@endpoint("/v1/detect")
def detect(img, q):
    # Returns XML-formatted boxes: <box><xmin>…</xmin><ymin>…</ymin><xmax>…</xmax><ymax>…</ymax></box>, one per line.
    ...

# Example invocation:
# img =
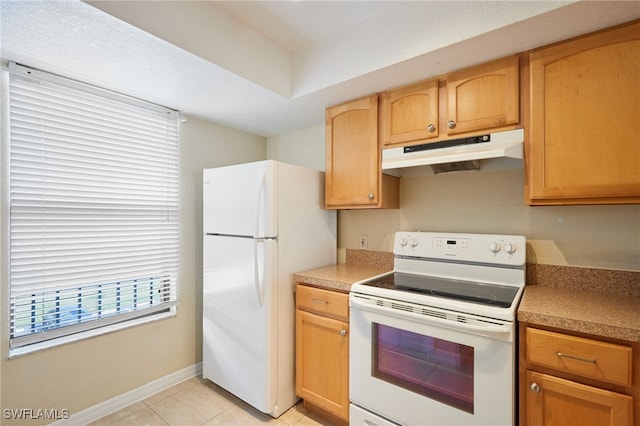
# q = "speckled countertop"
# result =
<box><xmin>293</xmin><ymin>263</ymin><xmax>392</xmax><ymax>293</ymax></box>
<box><xmin>518</xmin><ymin>264</ymin><xmax>640</xmax><ymax>343</ymax></box>
<box><xmin>293</xmin><ymin>249</ymin><xmax>393</xmax><ymax>293</ymax></box>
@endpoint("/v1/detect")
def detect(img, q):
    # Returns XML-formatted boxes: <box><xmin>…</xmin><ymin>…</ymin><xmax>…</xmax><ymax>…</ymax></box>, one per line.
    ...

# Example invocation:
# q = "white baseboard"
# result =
<box><xmin>51</xmin><ymin>362</ymin><xmax>202</xmax><ymax>426</ymax></box>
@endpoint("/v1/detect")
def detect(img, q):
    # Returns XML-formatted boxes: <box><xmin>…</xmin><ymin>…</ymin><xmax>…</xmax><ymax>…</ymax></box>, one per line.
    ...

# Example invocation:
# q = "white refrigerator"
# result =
<box><xmin>202</xmin><ymin>160</ymin><xmax>336</xmax><ymax>417</ymax></box>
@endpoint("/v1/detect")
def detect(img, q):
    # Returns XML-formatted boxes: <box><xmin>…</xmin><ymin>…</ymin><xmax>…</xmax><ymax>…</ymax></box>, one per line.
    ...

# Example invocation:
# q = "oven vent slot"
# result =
<box><xmin>391</xmin><ymin>302</ymin><xmax>413</xmax><ymax>313</ymax></box>
<box><xmin>420</xmin><ymin>309</ymin><xmax>468</xmax><ymax>324</ymax></box>
<box><xmin>420</xmin><ymin>308</ymin><xmax>446</xmax><ymax>320</ymax></box>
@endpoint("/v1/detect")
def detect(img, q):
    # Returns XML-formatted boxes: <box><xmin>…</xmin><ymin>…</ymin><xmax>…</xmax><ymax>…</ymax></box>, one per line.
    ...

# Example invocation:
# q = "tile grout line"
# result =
<box><xmin>143</xmin><ymin>400</ymin><xmax>170</xmax><ymax>426</ymax></box>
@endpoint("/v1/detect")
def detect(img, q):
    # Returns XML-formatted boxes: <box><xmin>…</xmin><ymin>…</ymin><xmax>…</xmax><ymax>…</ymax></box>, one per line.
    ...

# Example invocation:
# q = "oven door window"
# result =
<box><xmin>372</xmin><ymin>323</ymin><xmax>474</xmax><ymax>414</ymax></box>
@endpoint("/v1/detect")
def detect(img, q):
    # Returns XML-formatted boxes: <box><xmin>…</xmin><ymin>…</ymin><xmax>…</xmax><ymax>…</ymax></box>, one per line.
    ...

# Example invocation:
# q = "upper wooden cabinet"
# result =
<box><xmin>325</xmin><ymin>95</ymin><xmax>399</xmax><ymax>209</ymax></box>
<box><xmin>382</xmin><ymin>79</ymin><xmax>439</xmax><ymax>145</ymax></box>
<box><xmin>445</xmin><ymin>55</ymin><xmax>519</xmax><ymax>135</ymax></box>
<box><xmin>526</xmin><ymin>21</ymin><xmax>640</xmax><ymax>205</ymax></box>
<box><xmin>381</xmin><ymin>55</ymin><xmax>519</xmax><ymax>147</ymax></box>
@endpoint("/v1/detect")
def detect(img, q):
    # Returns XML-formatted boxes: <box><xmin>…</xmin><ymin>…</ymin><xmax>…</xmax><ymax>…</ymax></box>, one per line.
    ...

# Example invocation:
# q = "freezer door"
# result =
<box><xmin>202</xmin><ymin>234</ymin><xmax>278</xmax><ymax>414</ymax></box>
<box><xmin>203</xmin><ymin>160</ymin><xmax>277</xmax><ymax>238</ymax></box>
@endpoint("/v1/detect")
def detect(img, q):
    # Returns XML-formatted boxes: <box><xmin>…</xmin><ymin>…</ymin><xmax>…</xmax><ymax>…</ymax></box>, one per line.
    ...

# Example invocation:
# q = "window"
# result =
<box><xmin>7</xmin><ymin>63</ymin><xmax>179</xmax><ymax>351</ymax></box>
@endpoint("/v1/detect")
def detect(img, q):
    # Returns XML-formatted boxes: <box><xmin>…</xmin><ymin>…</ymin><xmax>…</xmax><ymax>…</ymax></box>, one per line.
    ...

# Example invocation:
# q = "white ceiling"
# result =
<box><xmin>215</xmin><ymin>1</ymin><xmax>399</xmax><ymax>53</ymax></box>
<box><xmin>2</xmin><ymin>1</ymin><xmax>640</xmax><ymax>137</ymax></box>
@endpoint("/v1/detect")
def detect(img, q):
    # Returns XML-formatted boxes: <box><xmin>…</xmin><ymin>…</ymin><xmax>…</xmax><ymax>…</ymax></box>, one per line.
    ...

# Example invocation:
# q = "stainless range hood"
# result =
<box><xmin>382</xmin><ymin>129</ymin><xmax>524</xmax><ymax>173</ymax></box>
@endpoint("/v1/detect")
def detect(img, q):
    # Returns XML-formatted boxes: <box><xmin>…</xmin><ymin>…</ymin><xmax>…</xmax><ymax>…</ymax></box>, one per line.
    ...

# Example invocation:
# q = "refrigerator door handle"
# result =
<box><xmin>254</xmin><ymin>171</ymin><xmax>265</xmax><ymax>238</ymax></box>
<box><xmin>253</xmin><ymin>238</ymin><xmax>264</xmax><ymax>306</ymax></box>
<box><xmin>252</xmin><ymin>171</ymin><xmax>266</xmax><ymax>306</ymax></box>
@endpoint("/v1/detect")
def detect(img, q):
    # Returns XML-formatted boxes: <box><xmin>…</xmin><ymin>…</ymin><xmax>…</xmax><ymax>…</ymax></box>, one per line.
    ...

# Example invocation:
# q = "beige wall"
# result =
<box><xmin>339</xmin><ymin>166</ymin><xmax>640</xmax><ymax>271</ymax></box>
<box><xmin>266</xmin><ymin>124</ymin><xmax>326</xmax><ymax>171</ymax></box>
<box><xmin>0</xmin><ymin>115</ymin><xmax>266</xmax><ymax>423</ymax></box>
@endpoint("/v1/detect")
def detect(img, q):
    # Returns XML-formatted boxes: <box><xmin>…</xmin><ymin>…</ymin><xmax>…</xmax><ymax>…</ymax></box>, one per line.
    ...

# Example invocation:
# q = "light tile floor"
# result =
<box><xmin>90</xmin><ymin>376</ymin><xmax>337</xmax><ymax>426</ymax></box>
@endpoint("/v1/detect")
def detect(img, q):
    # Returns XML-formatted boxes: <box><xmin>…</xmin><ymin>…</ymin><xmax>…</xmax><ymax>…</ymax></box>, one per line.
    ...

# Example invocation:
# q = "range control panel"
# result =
<box><xmin>394</xmin><ymin>231</ymin><xmax>526</xmax><ymax>266</ymax></box>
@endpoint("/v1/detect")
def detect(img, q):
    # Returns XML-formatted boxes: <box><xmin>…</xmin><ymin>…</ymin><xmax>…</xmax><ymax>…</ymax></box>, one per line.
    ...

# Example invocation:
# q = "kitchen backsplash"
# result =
<box><xmin>344</xmin><ymin>249</ymin><xmax>394</xmax><ymax>269</ymax></box>
<box><xmin>527</xmin><ymin>263</ymin><xmax>640</xmax><ymax>297</ymax></box>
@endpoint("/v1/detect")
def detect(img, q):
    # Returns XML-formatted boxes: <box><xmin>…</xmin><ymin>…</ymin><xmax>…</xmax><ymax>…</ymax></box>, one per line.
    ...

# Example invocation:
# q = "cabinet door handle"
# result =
<box><xmin>530</xmin><ymin>382</ymin><xmax>540</xmax><ymax>393</ymax></box>
<box><xmin>427</xmin><ymin>124</ymin><xmax>436</xmax><ymax>132</ymax></box>
<box><xmin>556</xmin><ymin>351</ymin><xmax>596</xmax><ymax>364</ymax></box>
<box><xmin>311</xmin><ymin>298</ymin><xmax>328</xmax><ymax>305</ymax></box>
<box><xmin>340</xmin><ymin>329</ymin><xmax>347</xmax><ymax>336</ymax></box>
<box><xmin>447</xmin><ymin>120</ymin><xmax>456</xmax><ymax>129</ymax></box>
<box><xmin>368</xmin><ymin>192</ymin><xmax>375</xmax><ymax>200</ymax></box>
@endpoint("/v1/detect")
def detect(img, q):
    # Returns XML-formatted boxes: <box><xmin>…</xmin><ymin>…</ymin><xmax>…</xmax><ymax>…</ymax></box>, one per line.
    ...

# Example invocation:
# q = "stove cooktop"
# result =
<box><xmin>360</xmin><ymin>272</ymin><xmax>520</xmax><ymax>308</ymax></box>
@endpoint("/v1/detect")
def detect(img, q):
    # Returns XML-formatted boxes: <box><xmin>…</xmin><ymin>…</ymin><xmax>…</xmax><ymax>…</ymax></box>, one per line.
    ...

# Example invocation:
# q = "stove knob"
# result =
<box><xmin>399</xmin><ymin>237</ymin><xmax>408</xmax><ymax>247</ymax></box>
<box><xmin>504</xmin><ymin>242</ymin><xmax>517</xmax><ymax>255</ymax></box>
<box><xmin>489</xmin><ymin>241</ymin><xmax>502</xmax><ymax>254</ymax></box>
<box><xmin>409</xmin><ymin>237</ymin><xmax>419</xmax><ymax>248</ymax></box>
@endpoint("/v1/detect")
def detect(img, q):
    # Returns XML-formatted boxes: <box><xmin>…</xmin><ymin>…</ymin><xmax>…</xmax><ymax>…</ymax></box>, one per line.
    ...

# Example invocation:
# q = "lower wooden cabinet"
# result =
<box><xmin>520</xmin><ymin>324</ymin><xmax>637</xmax><ymax>426</ymax></box>
<box><xmin>295</xmin><ymin>284</ymin><xmax>349</xmax><ymax>422</ymax></box>
<box><xmin>525</xmin><ymin>371</ymin><xmax>632</xmax><ymax>426</ymax></box>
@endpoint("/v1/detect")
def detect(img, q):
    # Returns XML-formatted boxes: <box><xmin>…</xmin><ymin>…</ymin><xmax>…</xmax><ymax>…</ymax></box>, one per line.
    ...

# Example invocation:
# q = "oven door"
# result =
<box><xmin>349</xmin><ymin>293</ymin><xmax>515</xmax><ymax>426</ymax></box>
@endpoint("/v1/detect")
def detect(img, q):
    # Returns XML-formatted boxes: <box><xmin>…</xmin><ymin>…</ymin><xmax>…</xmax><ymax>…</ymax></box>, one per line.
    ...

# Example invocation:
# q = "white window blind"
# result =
<box><xmin>8</xmin><ymin>63</ymin><xmax>179</xmax><ymax>349</ymax></box>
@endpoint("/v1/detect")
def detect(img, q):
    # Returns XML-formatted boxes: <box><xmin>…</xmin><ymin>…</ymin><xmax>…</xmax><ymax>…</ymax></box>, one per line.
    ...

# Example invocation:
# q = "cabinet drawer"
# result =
<box><xmin>526</xmin><ymin>328</ymin><xmax>632</xmax><ymax>387</ymax></box>
<box><xmin>296</xmin><ymin>285</ymin><xmax>348</xmax><ymax>321</ymax></box>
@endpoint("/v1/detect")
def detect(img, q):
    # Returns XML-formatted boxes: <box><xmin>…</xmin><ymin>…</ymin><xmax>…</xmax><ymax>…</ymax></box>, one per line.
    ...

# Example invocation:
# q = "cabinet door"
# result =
<box><xmin>382</xmin><ymin>79</ymin><xmax>439</xmax><ymax>146</ymax></box>
<box><xmin>445</xmin><ymin>55</ymin><xmax>519</xmax><ymax>135</ymax></box>
<box><xmin>325</xmin><ymin>95</ymin><xmax>380</xmax><ymax>208</ymax></box>
<box><xmin>528</xmin><ymin>22</ymin><xmax>640</xmax><ymax>204</ymax></box>
<box><xmin>525</xmin><ymin>371</ymin><xmax>632</xmax><ymax>426</ymax></box>
<box><xmin>296</xmin><ymin>309</ymin><xmax>349</xmax><ymax>421</ymax></box>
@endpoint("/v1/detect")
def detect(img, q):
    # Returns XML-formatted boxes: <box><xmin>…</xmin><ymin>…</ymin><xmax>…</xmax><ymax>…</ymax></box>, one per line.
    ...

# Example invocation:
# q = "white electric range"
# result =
<box><xmin>349</xmin><ymin>231</ymin><xmax>526</xmax><ymax>425</ymax></box>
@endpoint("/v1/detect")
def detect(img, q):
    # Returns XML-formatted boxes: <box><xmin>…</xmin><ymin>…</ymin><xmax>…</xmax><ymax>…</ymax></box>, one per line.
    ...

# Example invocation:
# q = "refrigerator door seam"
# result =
<box><xmin>203</xmin><ymin>233</ymin><xmax>277</xmax><ymax>241</ymax></box>
<box><xmin>203</xmin><ymin>233</ymin><xmax>253</xmax><ymax>238</ymax></box>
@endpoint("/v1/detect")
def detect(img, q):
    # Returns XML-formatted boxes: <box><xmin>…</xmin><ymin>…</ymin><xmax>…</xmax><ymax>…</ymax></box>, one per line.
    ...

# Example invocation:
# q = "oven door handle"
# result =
<box><xmin>350</xmin><ymin>296</ymin><xmax>512</xmax><ymax>337</ymax></box>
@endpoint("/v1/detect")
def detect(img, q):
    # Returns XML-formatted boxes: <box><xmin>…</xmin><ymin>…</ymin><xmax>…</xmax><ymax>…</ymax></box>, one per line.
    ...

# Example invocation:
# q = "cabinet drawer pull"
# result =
<box><xmin>311</xmin><ymin>298</ymin><xmax>328</xmax><ymax>305</ymax></box>
<box><xmin>556</xmin><ymin>351</ymin><xmax>596</xmax><ymax>364</ymax></box>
